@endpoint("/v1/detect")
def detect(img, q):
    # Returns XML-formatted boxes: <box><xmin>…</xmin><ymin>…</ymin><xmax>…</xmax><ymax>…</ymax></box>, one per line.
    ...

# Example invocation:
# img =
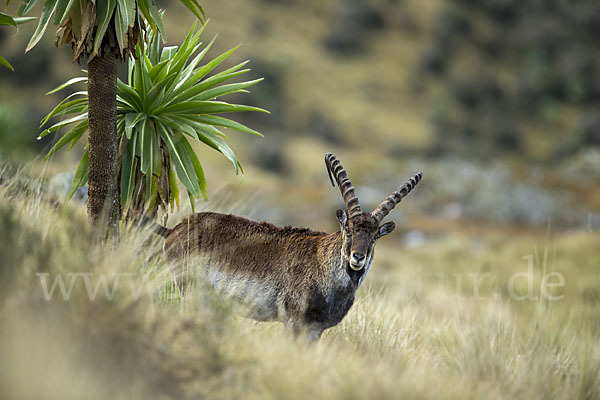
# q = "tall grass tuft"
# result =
<box><xmin>0</xmin><ymin>169</ymin><xmax>598</xmax><ymax>399</ymax></box>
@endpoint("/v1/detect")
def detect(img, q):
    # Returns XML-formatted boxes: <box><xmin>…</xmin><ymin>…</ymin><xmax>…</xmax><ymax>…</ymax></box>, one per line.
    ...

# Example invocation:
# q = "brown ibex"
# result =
<box><xmin>156</xmin><ymin>153</ymin><xmax>422</xmax><ymax>342</ymax></box>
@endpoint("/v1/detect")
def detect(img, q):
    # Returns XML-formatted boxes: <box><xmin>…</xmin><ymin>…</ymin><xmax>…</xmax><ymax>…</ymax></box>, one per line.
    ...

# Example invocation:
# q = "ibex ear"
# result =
<box><xmin>336</xmin><ymin>209</ymin><xmax>348</xmax><ymax>228</ymax></box>
<box><xmin>379</xmin><ymin>221</ymin><xmax>395</xmax><ymax>237</ymax></box>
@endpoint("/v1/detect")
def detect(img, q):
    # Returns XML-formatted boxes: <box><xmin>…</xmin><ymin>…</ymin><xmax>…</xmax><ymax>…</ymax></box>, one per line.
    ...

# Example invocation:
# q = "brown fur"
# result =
<box><xmin>163</xmin><ymin>212</ymin><xmax>362</xmax><ymax>342</ymax></box>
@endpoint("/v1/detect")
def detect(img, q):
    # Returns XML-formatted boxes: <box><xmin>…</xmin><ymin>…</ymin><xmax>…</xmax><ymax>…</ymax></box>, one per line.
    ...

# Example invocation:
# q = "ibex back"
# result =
<box><xmin>159</xmin><ymin>153</ymin><xmax>422</xmax><ymax>342</ymax></box>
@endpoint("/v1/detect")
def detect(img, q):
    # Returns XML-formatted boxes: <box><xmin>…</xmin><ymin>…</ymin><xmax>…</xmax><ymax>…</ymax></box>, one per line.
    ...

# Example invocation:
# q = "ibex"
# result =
<box><xmin>156</xmin><ymin>153</ymin><xmax>422</xmax><ymax>342</ymax></box>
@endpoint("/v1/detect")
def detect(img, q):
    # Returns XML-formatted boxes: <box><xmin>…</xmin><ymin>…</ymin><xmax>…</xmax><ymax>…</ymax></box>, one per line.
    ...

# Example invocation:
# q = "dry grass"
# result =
<box><xmin>0</xmin><ymin>170</ymin><xmax>598</xmax><ymax>399</ymax></box>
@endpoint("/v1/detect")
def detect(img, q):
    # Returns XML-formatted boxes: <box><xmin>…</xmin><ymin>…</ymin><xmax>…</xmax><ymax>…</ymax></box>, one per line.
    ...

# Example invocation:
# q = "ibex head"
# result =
<box><xmin>325</xmin><ymin>153</ymin><xmax>422</xmax><ymax>274</ymax></box>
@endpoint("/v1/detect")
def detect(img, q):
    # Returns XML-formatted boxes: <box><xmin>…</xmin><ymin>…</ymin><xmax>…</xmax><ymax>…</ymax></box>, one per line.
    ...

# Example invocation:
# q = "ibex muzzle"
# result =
<box><xmin>158</xmin><ymin>153</ymin><xmax>422</xmax><ymax>343</ymax></box>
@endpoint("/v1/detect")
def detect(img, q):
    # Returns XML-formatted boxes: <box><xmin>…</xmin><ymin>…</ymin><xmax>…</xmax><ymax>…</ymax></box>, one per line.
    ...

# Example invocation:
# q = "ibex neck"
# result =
<box><xmin>323</xmin><ymin>230</ymin><xmax>371</xmax><ymax>289</ymax></box>
<box><xmin>319</xmin><ymin>231</ymin><xmax>353</xmax><ymax>287</ymax></box>
<box><xmin>321</xmin><ymin>231</ymin><xmax>343</xmax><ymax>260</ymax></box>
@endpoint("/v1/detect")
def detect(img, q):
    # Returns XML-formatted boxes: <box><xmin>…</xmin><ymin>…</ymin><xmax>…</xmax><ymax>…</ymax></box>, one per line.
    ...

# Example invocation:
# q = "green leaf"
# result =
<box><xmin>195</xmin><ymin>78</ymin><xmax>263</xmax><ymax>101</ymax></box>
<box><xmin>137</xmin><ymin>0</ymin><xmax>156</xmax><ymax>35</ymax></box>
<box><xmin>132</xmin><ymin>51</ymin><xmax>150</xmax><ymax>97</ymax></box>
<box><xmin>50</xmin><ymin>101</ymin><xmax>87</xmax><ymax>119</ymax></box>
<box><xmin>13</xmin><ymin>16</ymin><xmax>38</xmax><ymax>25</ymax></box>
<box><xmin>158</xmin><ymin>100</ymin><xmax>268</xmax><ymax>115</ymax></box>
<box><xmin>162</xmin><ymin>47</ymin><xmax>203</xmax><ymax>97</ymax></box>
<box><xmin>142</xmin><ymin>73</ymin><xmax>175</xmax><ymax>112</ymax></box>
<box><xmin>146</xmin><ymin>1</ymin><xmax>165</xmax><ymax>39</ymax></box>
<box><xmin>174</xmin><ymin>21</ymin><xmax>197</xmax><ymax>60</ymax></box>
<box><xmin>116</xmin><ymin>0</ymin><xmax>135</xmax><ymax>27</ymax></box>
<box><xmin>170</xmin><ymin>28</ymin><xmax>203</xmax><ymax>73</ymax></box>
<box><xmin>41</xmin><ymin>91</ymin><xmax>87</xmax><ymax>126</ymax></box>
<box><xmin>120</xmin><ymin>134</ymin><xmax>137</xmax><ymax>208</ymax></box>
<box><xmin>116</xmin><ymin>117</ymin><xmax>125</xmax><ymax>137</ymax></box>
<box><xmin>185</xmin><ymin>120</ymin><xmax>226</xmax><ymax>140</ymax></box>
<box><xmin>159</xmin><ymin>115</ymin><xmax>200</xmax><ymax>141</ymax></box>
<box><xmin>195</xmin><ymin>114</ymin><xmax>264</xmax><ymax>137</ymax></box>
<box><xmin>18</xmin><ymin>0</ymin><xmax>40</xmax><ymax>16</ymax></box>
<box><xmin>67</xmin><ymin>149</ymin><xmax>88</xmax><ymax>200</ymax></box>
<box><xmin>143</xmin><ymin>54</ymin><xmax>153</xmax><ymax>72</ymax></box>
<box><xmin>188</xmin><ymin>190</ymin><xmax>197</xmax><ymax>212</ymax></box>
<box><xmin>124</xmin><ymin>112</ymin><xmax>145</xmax><ymax>139</ymax></box>
<box><xmin>46</xmin><ymin>76</ymin><xmax>87</xmax><ymax>95</ymax></box>
<box><xmin>148</xmin><ymin>59</ymin><xmax>170</xmax><ymax>82</ymax></box>
<box><xmin>211</xmin><ymin>60</ymin><xmax>252</xmax><ymax>80</ymax></box>
<box><xmin>168</xmin><ymin>166</ymin><xmax>179</xmax><ymax>209</ymax></box>
<box><xmin>128</xmin><ymin>53</ymin><xmax>135</xmax><ymax>84</ymax></box>
<box><xmin>44</xmin><ymin>121</ymin><xmax>87</xmax><ymax>159</ymax></box>
<box><xmin>139</xmin><ymin>117</ymin><xmax>153</xmax><ymax>174</ymax></box>
<box><xmin>39</xmin><ymin>112</ymin><xmax>88</xmax><ymax>138</ymax></box>
<box><xmin>68</xmin><ymin>121</ymin><xmax>87</xmax><ymax>149</ymax></box>
<box><xmin>185</xmin><ymin>45</ymin><xmax>239</xmax><ymax>89</ymax></box>
<box><xmin>117</xmin><ymin>100</ymin><xmax>136</xmax><ymax>114</ymax></box>
<box><xmin>114</xmin><ymin>5</ymin><xmax>126</xmax><ymax>52</ymax></box>
<box><xmin>148</xmin><ymin>30</ymin><xmax>161</xmax><ymax>64</ymax></box>
<box><xmin>139</xmin><ymin>118</ymin><xmax>160</xmax><ymax>177</ymax></box>
<box><xmin>0</xmin><ymin>54</ymin><xmax>14</xmax><ymax>71</ymax></box>
<box><xmin>54</xmin><ymin>0</ymin><xmax>76</xmax><ymax>26</ymax></box>
<box><xmin>144</xmin><ymin>166</ymin><xmax>156</xmax><ymax>207</ymax></box>
<box><xmin>68</xmin><ymin>0</ymin><xmax>82</xmax><ymax>37</ymax></box>
<box><xmin>168</xmin><ymin>68</ymin><xmax>249</xmax><ymax>105</ymax></box>
<box><xmin>177</xmin><ymin>0</ymin><xmax>205</xmax><ymax>22</ymax></box>
<box><xmin>93</xmin><ymin>0</ymin><xmax>116</xmax><ymax>56</ymax></box>
<box><xmin>188</xmin><ymin>119</ymin><xmax>227</xmax><ymax>138</ymax></box>
<box><xmin>179</xmin><ymin>135</ymin><xmax>207</xmax><ymax>200</ymax></box>
<box><xmin>0</xmin><ymin>12</ymin><xmax>17</xmax><ymax>27</ymax></box>
<box><xmin>151</xmin><ymin>134</ymin><xmax>161</xmax><ymax>175</ymax></box>
<box><xmin>26</xmin><ymin>0</ymin><xmax>60</xmax><ymax>52</ymax></box>
<box><xmin>160</xmin><ymin>46</ymin><xmax>178</xmax><ymax>62</ymax></box>
<box><xmin>141</xmin><ymin>61</ymin><xmax>153</xmax><ymax>101</ymax></box>
<box><xmin>169</xmin><ymin>45</ymin><xmax>207</xmax><ymax>92</ymax></box>
<box><xmin>117</xmin><ymin>79</ymin><xmax>143</xmax><ymax>110</ymax></box>
<box><xmin>195</xmin><ymin>128</ymin><xmax>241</xmax><ymax>174</ymax></box>
<box><xmin>157</xmin><ymin>124</ymin><xmax>200</xmax><ymax>197</ymax></box>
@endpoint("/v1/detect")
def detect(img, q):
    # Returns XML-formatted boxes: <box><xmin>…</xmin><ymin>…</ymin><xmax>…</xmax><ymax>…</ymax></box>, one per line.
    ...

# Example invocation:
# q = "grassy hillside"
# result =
<box><xmin>1</xmin><ymin>169</ymin><xmax>598</xmax><ymax>399</ymax></box>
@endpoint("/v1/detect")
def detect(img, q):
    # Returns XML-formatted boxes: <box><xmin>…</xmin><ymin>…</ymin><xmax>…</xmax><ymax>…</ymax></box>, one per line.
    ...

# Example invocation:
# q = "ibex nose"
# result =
<box><xmin>352</xmin><ymin>253</ymin><xmax>365</xmax><ymax>262</ymax></box>
<box><xmin>352</xmin><ymin>252</ymin><xmax>365</xmax><ymax>263</ymax></box>
<box><xmin>350</xmin><ymin>252</ymin><xmax>366</xmax><ymax>270</ymax></box>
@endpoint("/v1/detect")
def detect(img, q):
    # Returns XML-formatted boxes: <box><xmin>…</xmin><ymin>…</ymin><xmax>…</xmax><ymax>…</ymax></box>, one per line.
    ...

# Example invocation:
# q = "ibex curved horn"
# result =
<box><xmin>371</xmin><ymin>172</ymin><xmax>422</xmax><ymax>222</ymax></box>
<box><xmin>325</xmin><ymin>153</ymin><xmax>362</xmax><ymax>218</ymax></box>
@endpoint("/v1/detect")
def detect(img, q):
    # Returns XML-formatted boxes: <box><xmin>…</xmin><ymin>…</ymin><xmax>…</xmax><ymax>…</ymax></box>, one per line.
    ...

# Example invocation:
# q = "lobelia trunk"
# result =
<box><xmin>87</xmin><ymin>50</ymin><xmax>120</xmax><ymax>237</ymax></box>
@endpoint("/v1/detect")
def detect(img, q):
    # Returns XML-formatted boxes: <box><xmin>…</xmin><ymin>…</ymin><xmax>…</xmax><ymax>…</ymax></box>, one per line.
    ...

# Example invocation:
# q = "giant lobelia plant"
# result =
<box><xmin>40</xmin><ymin>24</ymin><xmax>267</xmax><ymax>218</ymax></box>
<box><xmin>19</xmin><ymin>0</ymin><xmax>205</xmax><ymax>235</ymax></box>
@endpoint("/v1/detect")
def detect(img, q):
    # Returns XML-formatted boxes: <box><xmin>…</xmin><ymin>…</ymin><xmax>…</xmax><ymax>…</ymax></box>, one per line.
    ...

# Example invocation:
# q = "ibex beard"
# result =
<box><xmin>158</xmin><ymin>153</ymin><xmax>422</xmax><ymax>343</ymax></box>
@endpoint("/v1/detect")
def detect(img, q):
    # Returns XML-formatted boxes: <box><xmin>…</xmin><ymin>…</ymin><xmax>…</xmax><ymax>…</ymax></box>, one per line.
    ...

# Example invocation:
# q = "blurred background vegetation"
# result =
<box><xmin>1</xmin><ymin>0</ymin><xmax>599</xmax><ymax>234</ymax></box>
